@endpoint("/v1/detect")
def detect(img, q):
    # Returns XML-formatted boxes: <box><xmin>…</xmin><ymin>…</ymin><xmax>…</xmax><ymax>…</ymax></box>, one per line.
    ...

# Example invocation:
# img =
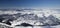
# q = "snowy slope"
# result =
<box><xmin>0</xmin><ymin>9</ymin><xmax>60</xmax><ymax>28</ymax></box>
<box><xmin>10</xmin><ymin>9</ymin><xmax>60</xmax><ymax>27</ymax></box>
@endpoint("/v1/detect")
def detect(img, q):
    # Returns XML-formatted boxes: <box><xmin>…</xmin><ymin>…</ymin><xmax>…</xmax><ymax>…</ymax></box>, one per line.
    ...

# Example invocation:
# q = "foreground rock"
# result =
<box><xmin>0</xmin><ymin>23</ymin><xmax>13</xmax><ymax>28</ymax></box>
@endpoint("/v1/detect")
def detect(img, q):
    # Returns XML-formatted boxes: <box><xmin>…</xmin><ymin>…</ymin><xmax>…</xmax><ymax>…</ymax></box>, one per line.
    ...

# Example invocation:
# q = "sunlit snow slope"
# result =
<box><xmin>0</xmin><ymin>9</ymin><xmax>60</xmax><ymax>28</ymax></box>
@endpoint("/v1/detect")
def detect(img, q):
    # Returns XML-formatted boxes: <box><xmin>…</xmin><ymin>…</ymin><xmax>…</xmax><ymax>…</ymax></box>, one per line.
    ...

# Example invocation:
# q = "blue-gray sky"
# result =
<box><xmin>0</xmin><ymin>0</ymin><xmax>60</xmax><ymax>9</ymax></box>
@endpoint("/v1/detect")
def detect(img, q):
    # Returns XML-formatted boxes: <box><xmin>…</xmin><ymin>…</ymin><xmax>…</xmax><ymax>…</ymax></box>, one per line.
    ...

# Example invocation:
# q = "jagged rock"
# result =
<box><xmin>16</xmin><ymin>23</ymin><xmax>33</xmax><ymax>27</ymax></box>
<box><xmin>0</xmin><ymin>23</ymin><xmax>13</xmax><ymax>28</ymax></box>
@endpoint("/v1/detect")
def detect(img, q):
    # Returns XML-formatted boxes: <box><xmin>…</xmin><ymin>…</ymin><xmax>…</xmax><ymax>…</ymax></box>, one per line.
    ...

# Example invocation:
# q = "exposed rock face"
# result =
<box><xmin>0</xmin><ymin>23</ymin><xmax>13</xmax><ymax>28</ymax></box>
<box><xmin>16</xmin><ymin>23</ymin><xmax>33</xmax><ymax>27</ymax></box>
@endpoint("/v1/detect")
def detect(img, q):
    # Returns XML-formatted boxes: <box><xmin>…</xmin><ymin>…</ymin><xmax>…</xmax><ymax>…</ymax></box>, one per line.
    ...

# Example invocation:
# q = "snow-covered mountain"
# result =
<box><xmin>0</xmin><ymin>9</ymin><xmax>60</xmax><ymax>28</ymax></box>
<box><xmin>11</xmin><ymin>13</ymin><xmax>60</xmax><ymax>27</ymax></box>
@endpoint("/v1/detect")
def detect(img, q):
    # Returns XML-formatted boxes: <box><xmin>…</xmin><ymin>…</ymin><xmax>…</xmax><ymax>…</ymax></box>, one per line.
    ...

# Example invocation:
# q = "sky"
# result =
<box><xmin>0</xmin><ymin>0</ymin><xmax>60</xmax><ymax>9</ymax></box>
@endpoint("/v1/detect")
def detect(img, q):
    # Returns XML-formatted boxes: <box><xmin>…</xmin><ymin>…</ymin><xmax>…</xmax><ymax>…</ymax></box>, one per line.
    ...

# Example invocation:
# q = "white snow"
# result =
<box><xmin>0</xmin><ymin>9</ymin><xmax>60</xmax><ymax>28</ymax></box>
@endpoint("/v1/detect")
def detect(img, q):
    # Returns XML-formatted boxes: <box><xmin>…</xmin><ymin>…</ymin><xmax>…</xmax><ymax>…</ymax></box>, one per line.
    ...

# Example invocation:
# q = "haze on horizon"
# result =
<box><xmin>0</xmin><ymin>0</ymin><xmax>60</xmax><ymax>9</ymax></box>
